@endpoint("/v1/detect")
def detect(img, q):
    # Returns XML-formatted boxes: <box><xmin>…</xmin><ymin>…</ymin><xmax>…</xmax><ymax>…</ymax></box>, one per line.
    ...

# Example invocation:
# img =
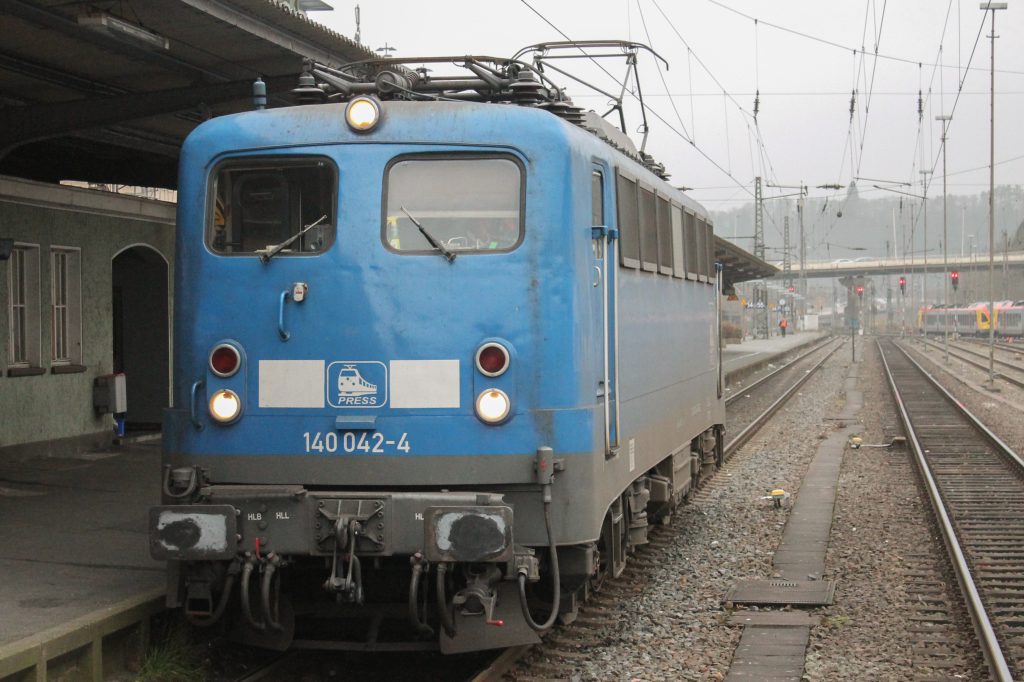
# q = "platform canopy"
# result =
<box><xmin>0</xmin><ymin>0</ymin><xmax>374</xmax><ymax>188</ymax></box>
<box><xmin>715</xmin><ymin>236</ymin><xmax>778</xmax><ymax>294</ymax></box>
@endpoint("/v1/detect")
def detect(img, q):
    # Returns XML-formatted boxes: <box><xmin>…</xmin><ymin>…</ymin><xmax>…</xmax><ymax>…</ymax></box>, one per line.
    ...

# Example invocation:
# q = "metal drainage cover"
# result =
<box><xmin>724</xmin><ymin>579</ymin><xmax>836</xmax><ymax>606</ymax></box>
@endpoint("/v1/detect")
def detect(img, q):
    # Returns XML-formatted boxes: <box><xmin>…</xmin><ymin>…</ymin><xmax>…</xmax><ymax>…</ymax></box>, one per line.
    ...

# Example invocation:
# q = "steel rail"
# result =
<box><xmin>725</xmin><ymin>335</ymin><xmax>838</xmax><ymax>407</ymax></box>
<box><xmin>469</xmin><ymin>645</ymin><xmax>530</xmax><ymax>682</ymax></box>
<box><xmin>962</xmin><ymin>336</ymin><xmax>1024</xmax><ymax>355</ymax></box>
<box><xmin>724</xmin><ymin>338</ymin><xmax>844</xmax><ymax>456</ymax></box>
<box><xmin>938</xmin><ymin>337</ymin><xmax>1024</xmax><ymax>374</ymax></box>
<box><xmin>946</xmin><ymin>338</ymin><xmax>1024</xmax><ymax>370</ymax></box>
<box><xmin>878</xmin><ymin>338</ymin><xmax>1015</xmax><ymax>681</ymax></box>
<box><xmin>917</xmin><ymin>337</ymin><xmax>1024</xmax><ymax>389</ymax></box>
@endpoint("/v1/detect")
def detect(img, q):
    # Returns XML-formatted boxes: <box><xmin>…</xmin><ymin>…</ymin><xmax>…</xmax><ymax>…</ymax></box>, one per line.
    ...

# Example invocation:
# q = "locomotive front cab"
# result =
<box><xmin>151</xmin><ymin>100</ymin><xmax>602</xmax><ymax>653</ymax></box>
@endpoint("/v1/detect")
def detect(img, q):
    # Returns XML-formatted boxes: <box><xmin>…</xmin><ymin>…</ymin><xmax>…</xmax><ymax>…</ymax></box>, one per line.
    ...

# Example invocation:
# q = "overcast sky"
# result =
<box><xmin>312</xmin><ymin>1</ymin><xmax>1024</xmax><ymax>213</ymax></box>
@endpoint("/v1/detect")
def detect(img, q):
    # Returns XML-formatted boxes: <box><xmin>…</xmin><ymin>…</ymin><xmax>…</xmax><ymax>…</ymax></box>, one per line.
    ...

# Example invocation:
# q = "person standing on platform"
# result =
<box><xmin>779</xmin><ymin>317</ymin><xmax>788</xmax><ymax>337</ymax></box>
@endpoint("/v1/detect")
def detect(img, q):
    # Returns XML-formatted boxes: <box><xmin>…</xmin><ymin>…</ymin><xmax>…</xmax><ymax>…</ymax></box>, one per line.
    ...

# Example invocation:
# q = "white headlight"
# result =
<box><xmin>346</xmin><ymin>96</ymin><xmax>380</xmax><ymax>132</ymax></box>
<box><xmin>209</xmin><ymin>389</ymin><xmax>242</xmax><ymax>423</ymax></box>
<box><xmin>475</xmin><ymin>389</ymin><xmax>511</xmax><ymax>424</ymax></box>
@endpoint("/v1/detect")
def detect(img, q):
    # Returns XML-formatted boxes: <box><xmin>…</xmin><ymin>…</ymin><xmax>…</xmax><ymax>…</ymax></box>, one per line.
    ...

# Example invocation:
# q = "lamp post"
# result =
<box><xmin>937</xmin><ymin>114</ymin><xmax>952</xmax><ymax>364</ymax></box>
<box><xmin>981</xmin><ymin>1</ymin><xmax>1007</xmax><ymax>391</ymax></box>
<box><xmin>920</xmin><ymin>170</ymin><xmax>932</xmax><ymax>312</ymax></box>
<box><xmin>871</xmin><ymin>182</ymin><xmax>924</xmax><ymax>332</ymax></box>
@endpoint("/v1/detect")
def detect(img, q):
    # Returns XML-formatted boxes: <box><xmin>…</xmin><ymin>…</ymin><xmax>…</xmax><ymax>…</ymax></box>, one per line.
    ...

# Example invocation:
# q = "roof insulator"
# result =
<box><xmin>292</xmin><ymin>61</ymin><xmax>327</xmax><ymax>105</ymax></box>
<box><xmin>252</xmin><ymin>77</ymin><xmax>267</xmax><ymax>110</ymax></box>
<box><xmin>508</xmin><ymin>69</ymin><xmax>546</xmax><ymax>104</ymax></box>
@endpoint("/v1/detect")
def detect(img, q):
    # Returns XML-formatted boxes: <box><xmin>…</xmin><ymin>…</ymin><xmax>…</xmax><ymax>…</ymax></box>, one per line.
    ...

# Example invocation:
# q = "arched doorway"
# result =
<box><xmin>112</xmin><ymin>245</ymin><xmax>169</xmax><ymax>432</ymax></box>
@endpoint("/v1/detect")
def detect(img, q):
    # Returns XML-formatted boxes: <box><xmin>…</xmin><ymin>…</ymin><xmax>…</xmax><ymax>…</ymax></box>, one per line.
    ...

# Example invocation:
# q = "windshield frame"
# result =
<box><xmin>205</xmin><ymin>155</ymin><xmax>339</xmax><ymax>258</ymax></box>
<box><xmin>380</xmin><ymin>152</ymin><xmax>526</xmax><ymax>257</ymax></box>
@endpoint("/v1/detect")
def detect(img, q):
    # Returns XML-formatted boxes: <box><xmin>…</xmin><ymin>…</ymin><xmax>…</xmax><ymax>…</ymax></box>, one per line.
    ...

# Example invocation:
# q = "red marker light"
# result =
<box><xmin>210</xmin><ymin>344</ymin><xmax>241</xmax><ymax>377</ymax></box>
<box><xmin>476</xmin><ymin>342</ymin><xmax>510</xmax><ymax>377</ymax></box>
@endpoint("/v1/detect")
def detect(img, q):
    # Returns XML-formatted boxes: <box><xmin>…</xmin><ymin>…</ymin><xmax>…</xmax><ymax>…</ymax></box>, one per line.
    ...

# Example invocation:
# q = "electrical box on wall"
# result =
<box><xmin>93</xmin><ymin>373</ymin><xmax>127</xmax><ymax>414</ymax></box>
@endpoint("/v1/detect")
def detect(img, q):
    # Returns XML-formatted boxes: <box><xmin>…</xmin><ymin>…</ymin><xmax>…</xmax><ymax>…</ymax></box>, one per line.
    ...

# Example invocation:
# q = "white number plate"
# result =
<box><xmin>302</xmin><ymin>431</ymin><xmax>411</xmax><ymax>455</ymax></box>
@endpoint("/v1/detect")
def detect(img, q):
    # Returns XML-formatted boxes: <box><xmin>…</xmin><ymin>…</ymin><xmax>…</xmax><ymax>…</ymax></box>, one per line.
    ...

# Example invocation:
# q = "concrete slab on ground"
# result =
<box><xmin>725</xmin><ymin>351</ymin><xmax>862</xmax><ymax>681</ymax></box>
<box><xmin>0</xmin><ymin>441</ymin><xmax>164</xmax><ymax>646</ymax></box>
<box><xmin>725</xmin><ymin>625</ymin><xmax>810</xmax><ymax>681</ymax></box>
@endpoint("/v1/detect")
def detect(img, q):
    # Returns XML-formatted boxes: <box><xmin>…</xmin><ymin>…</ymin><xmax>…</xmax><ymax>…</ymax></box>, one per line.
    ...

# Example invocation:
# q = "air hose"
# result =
<box><xmin>240</xmin><ymin>556</ymin><xmax>264</xmax><ymax>631</ymax></box>
<box><xmin>436</xmin><ymin>562</ymin><xmax>456</xmax><ymax>637</ymax></box>
<box><xmin>517</xmin><ymin>490</ymin><xmax>560</xmax><ymax>632</ymax></box>
<box><xmin>261</xmin><ymin>553</ymin><xmax>284</xmax><ymax>632</ymax></box>
<box><xmin>408</xmin><ymin>553</ymin><xmax>434</xmax><ymax>637</ymax></box>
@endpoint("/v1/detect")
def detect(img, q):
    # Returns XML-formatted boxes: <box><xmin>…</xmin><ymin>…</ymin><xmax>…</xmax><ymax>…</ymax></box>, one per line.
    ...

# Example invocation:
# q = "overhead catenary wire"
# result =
<box><xmin>706</xmin><ymin>0</ymin><xmax>1024</xmax><ymax>77</ymax></box>
<box><xmin>647</xmin><ymin>0</ymin><xmax>782</xmax><ymax>188</ymax></box>
<box><xmin>518</xmin><ymin>0</ymin><xmax>757</xmax><ymax>199</ymax></box>
<box><xmin>635</xmin><ymin>1</ymin><xmax>691</xmax><ymax>140</ymax></box>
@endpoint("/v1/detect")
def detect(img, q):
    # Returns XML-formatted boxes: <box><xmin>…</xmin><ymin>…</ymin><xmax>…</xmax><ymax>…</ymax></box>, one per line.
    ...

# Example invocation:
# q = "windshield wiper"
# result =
<box><xmin>401</xmin><ymin>207</ymin><xmax>456</xmax><ymax>263</ymax></box>
<box><xmin>257</xmin><ymin>214</ymin><xmax>329</xmax><ymax>264</ymax></box>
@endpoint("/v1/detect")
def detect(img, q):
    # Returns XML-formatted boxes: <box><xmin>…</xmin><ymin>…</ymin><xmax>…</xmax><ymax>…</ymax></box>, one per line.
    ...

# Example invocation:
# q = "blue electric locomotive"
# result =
<box><xmin>150</xmin><ymin>44</ymin><xmax>725</xmax><ymax>653</ymax></box>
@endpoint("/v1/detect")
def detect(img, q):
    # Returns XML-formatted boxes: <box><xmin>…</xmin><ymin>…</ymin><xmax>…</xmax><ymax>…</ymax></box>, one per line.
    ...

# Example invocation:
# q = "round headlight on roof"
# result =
<box><xmin>346</xmin><ymin>96</ymin><xmax>381</xmax><ymax>132</ymax></box>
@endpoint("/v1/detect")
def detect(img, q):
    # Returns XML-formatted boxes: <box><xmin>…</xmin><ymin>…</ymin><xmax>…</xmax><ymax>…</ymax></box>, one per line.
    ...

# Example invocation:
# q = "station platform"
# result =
<box><xmin>724</xmin><ymin>331</ymin><xmax>827</xmax><ymax>384</ymax></box>
<box><xmin>0</xmin><ymin>332</ymin><xmax>827</xmax><ymax>666</ymax></box>
<box><xmin>0</xmin><ymin>439</ymin><xmax>164</xmax><ymax>648</ymax></box>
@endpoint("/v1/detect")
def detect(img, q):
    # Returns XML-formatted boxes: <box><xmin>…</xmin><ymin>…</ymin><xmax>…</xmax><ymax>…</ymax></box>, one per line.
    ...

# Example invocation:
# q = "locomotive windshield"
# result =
<box><xmin>208</xmin><ymin>157</ymin><xmax>336</xmax><ymax>256</ymax></box>
<box><xmin>383</xmin><ymin>156</ymin><xmax>523</xmax><ymax>254</ymax></box>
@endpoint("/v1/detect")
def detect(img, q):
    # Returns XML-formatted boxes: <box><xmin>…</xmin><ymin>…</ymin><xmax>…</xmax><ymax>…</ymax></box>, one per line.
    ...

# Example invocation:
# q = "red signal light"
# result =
<box><xmin>898</xmin><ymin>276</ymin><xmax>906</xmax><ymax>296</ymax></box>
<box><xmin>951</xmin><ymin>271</ymin><xmax>959</xmax><ymax>291</ymax></box>
<box><xmin>787</xmin><ymin>286</ymin><xmax>795</xmax><ymax>293</ymax></box>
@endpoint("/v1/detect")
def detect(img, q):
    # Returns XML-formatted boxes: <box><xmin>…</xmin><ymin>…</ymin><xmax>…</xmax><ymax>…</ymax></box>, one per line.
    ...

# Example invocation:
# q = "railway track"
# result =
<box><xmin>724</xmin><ymin>336</ymin><xmax>844</xmax><ymax>456</ymax></box>
<box><xmin>917</xmin><ymin>336</ymin><xmax>1024</xmax><ymax>389</ymax></box>
<box><xmin>879</xmin><ymin>337</ymin><xmax>1024</xmax><ymax>681</ymax></box>
<box><xmin>962</xmin><ymin>336</ymin><xmax>1024</xmax><ymax>356</ymax></box>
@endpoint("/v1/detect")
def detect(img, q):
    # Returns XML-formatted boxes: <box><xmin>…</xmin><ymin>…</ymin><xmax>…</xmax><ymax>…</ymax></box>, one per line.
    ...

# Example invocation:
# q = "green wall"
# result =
<box><xmin>0</xmin><ymin>177</ymin><xmax>175</xmax><ymax>453</ymax></box>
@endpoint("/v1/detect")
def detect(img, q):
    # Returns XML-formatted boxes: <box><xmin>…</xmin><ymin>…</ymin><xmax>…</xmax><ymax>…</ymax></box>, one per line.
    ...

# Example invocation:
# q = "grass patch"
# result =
<box><xmin>133</xmin><ymin>617</ymin><xmax>208</xmax><ymax>682</ymax></box>
<box><xmin>826</xmin><ymin>614</ymin><xmax>851</xmax><ymax>628</ymax></box>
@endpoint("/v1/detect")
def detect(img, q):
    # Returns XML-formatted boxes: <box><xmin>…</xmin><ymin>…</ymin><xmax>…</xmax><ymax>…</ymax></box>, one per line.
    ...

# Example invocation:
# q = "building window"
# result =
<box><xmin>7</xmin><ymin>244</ymin><xmax>41</xmax><ymax>369</ymax></box>
<box><xmin>50</xmin><ymin>247</ymin><xmax>82</xmax><ymax>366</ymax></box>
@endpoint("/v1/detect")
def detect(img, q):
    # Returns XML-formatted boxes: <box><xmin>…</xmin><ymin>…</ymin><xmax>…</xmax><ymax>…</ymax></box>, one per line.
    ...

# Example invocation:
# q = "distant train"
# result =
<box><xmin>920</xmin><ymin>303</ymin><xmax>990</xmax><ymax>335</ymax></box>
<box><xmin>920</xmin><ymin>301</ymin><xmax>1024</xmax><ymax>337</ymax></box>
<box><xmin>149</xmin><ymin>44</ymin><xmax>726</xmax><ymax>654</ymax></box>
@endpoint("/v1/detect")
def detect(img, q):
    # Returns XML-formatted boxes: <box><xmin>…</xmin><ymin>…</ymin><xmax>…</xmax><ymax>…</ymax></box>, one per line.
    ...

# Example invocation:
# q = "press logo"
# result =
<box><xmin>326</xmin><ymin>361</ymin><xmax>387</xmax><ymax>408</ymax></box>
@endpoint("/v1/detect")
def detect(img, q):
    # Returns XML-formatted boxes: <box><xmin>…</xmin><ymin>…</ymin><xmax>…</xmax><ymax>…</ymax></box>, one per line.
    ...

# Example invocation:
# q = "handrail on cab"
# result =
<box><xmin>278</xmin><ymin>290</ymin><xmax>291</xmax><ymax>341</ymax></box>
<box><xmin>190</xmin><ymin>380</ymin><xmax>204</xmax><ymax>430</ymax></box>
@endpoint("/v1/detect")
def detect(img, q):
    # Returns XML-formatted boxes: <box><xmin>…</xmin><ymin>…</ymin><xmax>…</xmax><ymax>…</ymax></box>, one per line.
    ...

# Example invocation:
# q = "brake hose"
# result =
<box><xmin>517</xmin><ymin>495</ymin><xmax>560</xmax><ymax>631</ymax></box>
